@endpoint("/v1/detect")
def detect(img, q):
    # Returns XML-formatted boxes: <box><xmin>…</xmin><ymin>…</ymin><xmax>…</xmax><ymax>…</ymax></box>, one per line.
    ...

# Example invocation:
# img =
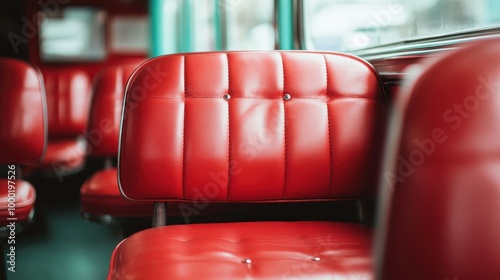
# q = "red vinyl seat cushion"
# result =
<box><xmin>43</xmin><ymin>69</ymin><xmax>91</xmax><ymax>138</ymax></box>
<box><xmin>107</xmin><ymin>221</ymin><xmax>373</xmax><ymax>280</ymax></box>
<box><xmin>24</xmin><ymin>139</ymin><xmax>86</xmax><ymax>174</ymax></box>
<box><xmin>0</xmin><ymin>179</ymin><xmax>36</xmax><ymax>226</ymax></box>
<box><xmin>377</xmin><ymin>38</ymin><xmax>500</xmax><ymax>280</ymax></box>
<box><xmin>24</xmin><ymin>68</ymin><xmax>91</xmax><ymax>175</ymax></box>
<box><xmin>81</xmin><ymin>168</ymin><xmax>243</xmax><ymax>218</ymax></box>
<box><xmin>110</xmin><ymin>51</ymin><xmax>387</xmax><ymax>279</ymax></box>
<box><xmin>43</xmin><ymin>139</ymin><xmax>86</xmax><ymax>167</ymax></box>
<box><xmin>81</xmin><ymin>168</ymin><xmax>153</xmax><ymax>217</ymax></box>
<box><xmin>0</xmin><ymin>59</ymin><xmax>46</xmax><ymax>164</ymax></box>
<box><xmin>80</xmin><ymin>64</ymin><xmax>151</xmax><ymax>219</ymax></box>
<box><xmin>86</xmin><ymin>64</ymin><xmax>140</xmax><ymax>157</ymax></box>
<box><xmin>119</xmin><ymin>52</ymin><xmax>387</xmax><ymax>202</ymax></box>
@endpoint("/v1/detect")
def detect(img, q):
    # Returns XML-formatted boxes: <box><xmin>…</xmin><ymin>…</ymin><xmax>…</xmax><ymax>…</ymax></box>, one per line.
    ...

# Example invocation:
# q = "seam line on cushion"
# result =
<box><xmin>55</xmin><ymin>75</ymin><xmax>61</xmax><ymax>133</ymax></box>
<box><xmin>127</xmin><ymin>96</ymin><xmax>380</xmax><ymax>100</ymax></box>
<box><xmin>182</xmin><ymin>56</ymin><xmax>186</xmax><ymax>199</ymax></box>
<box><xmin>280</xmin><ymin>52</ymin><xmax>287</xmax><ymax>199</ymax></box>
<box><xmin>226</xmin><ymin>53</ymin><xmax>231</xmax><ymax>200</ymax></box>
<box><xmin>323</xmin><ymin>54</ymin><xmax>333</xmax><ymax>196</ymax></box>
<box><xmin>62</xmin><ymin>74</ymin><xmax>69</xmax><ymax>131</ymax></box>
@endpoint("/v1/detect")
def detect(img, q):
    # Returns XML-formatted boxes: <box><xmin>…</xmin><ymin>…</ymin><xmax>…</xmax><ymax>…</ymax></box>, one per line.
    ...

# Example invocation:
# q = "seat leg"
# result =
<box><xmin>153</xmin><ymin>202</ymin><xmax>167</xmax><ymax>227</ymax></box>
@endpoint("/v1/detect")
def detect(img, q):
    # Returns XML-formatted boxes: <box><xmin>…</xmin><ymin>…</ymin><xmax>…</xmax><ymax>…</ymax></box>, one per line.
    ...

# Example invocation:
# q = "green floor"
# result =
<box><xmin>5</xmin><ymin>164</ymin><xmax>125</xmax><ymax>280</ymax></box>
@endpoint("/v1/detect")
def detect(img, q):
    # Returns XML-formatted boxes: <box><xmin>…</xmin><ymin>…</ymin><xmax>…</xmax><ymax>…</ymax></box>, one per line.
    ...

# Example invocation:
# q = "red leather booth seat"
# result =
<box><xmin>0</xmin><ymin>58</ymin><xmax>47</xmax><ymax>225</ymax></box>
<box><xmin>24</xmin><ymin>68</ymin><xmax>91</xmax><ymax>176</ymax></box>
<box><xmin>0</xmin><ymin>180</ymin><xmax>36</xmax><ymax>226</ymax></box>
<box><xmin>110</xmin><ymin>222</ymin><xmax>372</xmax><ymax>279</ymax></box>
<box><xmin>80</xmin><ymin>64</ymin><xmax>154</xmax><ymax>218</ymax></box>
<box><xmin>108</xmin><ymin>52</ymin><xmax>388</xmax><ymax>279</ymax></box>
<box><xmin>81</xmin><ymin>168</ymin><xmax>153</xmax><ymax>217</ymax></box>
<box><xmin>376</xmin><ymin>39</ymin><xmax>500</xmax><ymax>280</ymax></box>
<box><xmin>81</xmin><ymin>63</ymin><xmax>250</xmax><ymax>219</ymax></box>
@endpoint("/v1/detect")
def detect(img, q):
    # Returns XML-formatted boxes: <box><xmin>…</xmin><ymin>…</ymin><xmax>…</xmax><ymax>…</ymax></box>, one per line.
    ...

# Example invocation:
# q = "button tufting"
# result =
<box><xmin>241</xmin><ymin>258</ymin><xmax>252</xmax><ymax>264</ymax></box>
<box><xmin>311</xmin><ymin>257</ymin><xmax>321</xmax><ymax>262</ymax></box>
<box><xmin>223</xmin><ymin>93</ymin><xmax>231</xmax><ymax>101</ymax></box>
<box><xmin>283</xmin><ymin>93</ymin><xmax>291</xmax><ymax>101</ymax></box>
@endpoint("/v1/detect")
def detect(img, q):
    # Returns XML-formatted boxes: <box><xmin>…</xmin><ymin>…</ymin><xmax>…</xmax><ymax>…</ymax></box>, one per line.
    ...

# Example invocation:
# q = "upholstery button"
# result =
<box><xmin>283</xmin><ymin>93</ymin><xmax>291</xmax><ymax>101</ymax></box>
<box><xmin>311</xmin><ymin>257</ymin><xmax>321</xmax><ymax>262</ymax></box>
<box><xmin>223</xmin><ymin>94</ymin><xmax>231</xmax><ymax>101</ymax></box>
<box><xmin>241</xmin><ymin>258</ymin><xmax>252</xmax><ymax>264</ymax></box>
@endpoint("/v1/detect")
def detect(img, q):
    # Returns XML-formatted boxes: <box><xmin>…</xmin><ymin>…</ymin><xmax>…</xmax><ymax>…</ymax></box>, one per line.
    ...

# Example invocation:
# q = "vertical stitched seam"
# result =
<box><xmin>323</xmin><ymin>54</ymin><xmax>333</xmax><ymax>196</ymax></box>
<box><xmin>280</xmin><ymin>52</ymin><xmax>287</xmax><ymax>199</ymax></box>
<box><xmin>226</xmin><ymin>53</ymin><xmax>231</xmax><ymax>201</ymax></box>
<box><xmin>56</xmin><ymin>75</ymin><xmax>61</xmax><ymax>132</ymax></box>
<box><xmin>182</xmin><ymin>56</ymin><xmax>187</xmax><ymax>199</ymax></box>
<box><xmin>56</xmin><ymin>75</ymin><xmax>64</xmax><ymax>131</ymax></box>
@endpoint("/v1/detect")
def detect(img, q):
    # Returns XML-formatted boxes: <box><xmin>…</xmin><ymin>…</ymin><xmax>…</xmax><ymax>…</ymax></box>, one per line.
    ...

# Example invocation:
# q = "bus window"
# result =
<box><xmin>151</xmin><ymin>0</ymin><xmax>275</xmax><ymax>54</ymax></box>
<box><xmin>222</xmin><ymin>0</ymin><xmax>275</xmax><ymax>50</ymax></box>
<box><xmin>110</xmin><ymin>16</ymin><xmax>149</xmax><ymax>55</ymax></box>
<box><xmin>192</xmin><ymin>0</ymin><xmax>217</xmax><ymax>51</ymax></box>
<box><xmin>39</xmin><ymin>7</ymin><xmax>106</xmax><ymax>62</ymax></box>
<box><xmin>304</xmin><ymin>0</ymin><xmax>500</xmax><ymax>51</ymax></box>
<box><xmin>153</xmin><ymin>0</ymin><xmax>216</xmax><ymax>54</ymax></box>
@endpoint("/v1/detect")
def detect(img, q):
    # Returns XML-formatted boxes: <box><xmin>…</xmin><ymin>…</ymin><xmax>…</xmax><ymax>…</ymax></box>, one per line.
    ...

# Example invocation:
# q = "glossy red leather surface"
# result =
<box><xmin>0</xmin><ymin>58</ymin><xmax>46</xmax><ymax>164</ymax></box>
<box><xmin>377</xmin><ymin>39</ymin><xmax>500</xmax><ymax>279</ymax></box>
<box><xmin>43</xmin><ymin>68</ymin><xmax>91</xmax><ymax>138</ymax></box>
<box><xmin>24</xmin><ymin>69</ymin><xmax>91</xmax><ymax>174</ymax></box>
<box><xmin>87</xmin><ymin>64</ymin><xmax>140</xmax><ymax>157</ymax></box>
<box><xmin>119</xmin><ymin>52</ymin><xmax>388</xmax><ymax>201</ymax></box>
<box><xmin>81</xmin><ymin>168</ymin><xmax>153</xmax><ymax>217</ymax></box>
<box><xmin>108</xmin><ymin>221</ymin><xmax>373</xmax><ymax>280</ymax></box>
<box><xmin>81</xmin><ymin>168</ymin><xmax>244</xmax><ymax>218</ymax></box>
<box><xmin>0</xmin><ymin>179</ymin><xmax>36</xmax><ymax>226</ymax></box>
<box><xmin>23</xmin><ymin>139</ymin><xmax>86</xmax><ymax>173</ymax></box>
<box><xmin>81</xmin><ymin>63</ymin><xmax>156</xmax><ymax>218</ymax></box>
<box><xmin>112</xmin><ymin>52</ymin><xmax>385</xmax><ymax>279</ymax></box>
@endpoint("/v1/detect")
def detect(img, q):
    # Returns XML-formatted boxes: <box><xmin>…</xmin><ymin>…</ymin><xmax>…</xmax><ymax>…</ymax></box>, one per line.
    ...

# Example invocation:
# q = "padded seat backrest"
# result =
<box><xmin>119</xmin><ymin>52</ymin><xmax>388</xmax><ymax>202</ymax></box>
<box><xmin>376</xmin><ymin>39</ymin><xmax>500</xmax><ymax>279</ymax></box>
<box><xmin>43</xmin><ymin>69</ymin><xmax>91</xmax><ymax>138</ymax></box>
<box><xmin>0</xmin><ymin>58</ymin><xmax>47</xmax><ymax>164</ymax></box>
<box><xmin>87</xmin><ymin>64</ymin><xmax>140</xmax><ymax>157</ymax></box>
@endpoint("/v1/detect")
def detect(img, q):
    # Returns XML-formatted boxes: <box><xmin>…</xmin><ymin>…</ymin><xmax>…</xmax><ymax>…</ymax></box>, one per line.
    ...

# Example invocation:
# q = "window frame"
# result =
<box><xmin>298</xmin><ymin>0</ymin><xmax>500</xmax><ymax>61</ymax></box>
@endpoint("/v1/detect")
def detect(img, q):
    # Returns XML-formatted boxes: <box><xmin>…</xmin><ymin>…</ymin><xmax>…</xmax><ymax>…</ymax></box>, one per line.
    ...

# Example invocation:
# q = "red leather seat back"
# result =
<box><xmin>0</xmin><ymin>58</ymin><xmax>47</xmax><ymax>164</ymax></box>
<box><xmin>87</xmin><ymin>64</ymin><xmax>140</xmax><ymax>157</ymax></box>
<box><xmin>119</xmin><ymin>52</ymin><xmax>388</xmax><ymax>201</ymax></box>
<box><xmin>377</xmin><ymin>39</ymin><xmax>500</xmax><ymax>279</ymax></box>
<box><xmin>43</xmin><ymin>69</ymin><xmax>91</xmax><ymax>139</ymax></box>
